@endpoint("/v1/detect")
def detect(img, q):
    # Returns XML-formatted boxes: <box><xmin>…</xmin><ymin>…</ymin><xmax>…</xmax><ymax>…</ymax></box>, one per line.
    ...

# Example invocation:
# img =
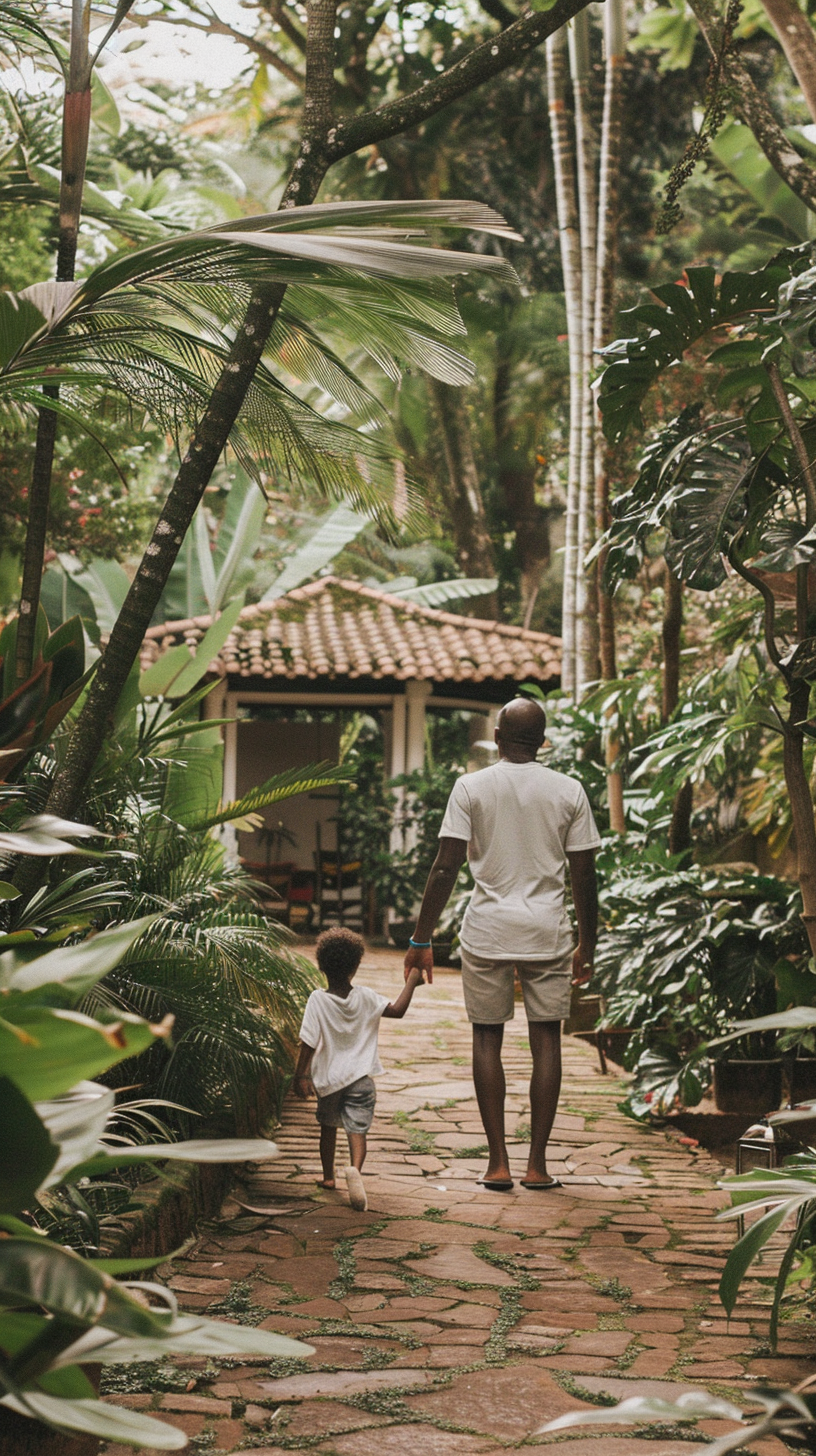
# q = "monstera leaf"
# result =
<box><xmin>599</xmin><ymin>406</ymin><xmax>704</xmax><ymax>591</ymax></box>
<box><xmin>662</xmin><ymin>436</ymin><xmax>757</xmax><ymax>591</ymax></box>
<box><xmin>598</xmin><ymin>251</ymin><xmax>809</xmax><ymax>444</ymax></box>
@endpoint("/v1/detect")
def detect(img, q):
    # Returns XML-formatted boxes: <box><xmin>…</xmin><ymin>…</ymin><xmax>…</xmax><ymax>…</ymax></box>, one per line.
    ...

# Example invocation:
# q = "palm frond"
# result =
<box><xmin>188</xmin><ymin>761</ymin><xmax>354</xmax><ymax>832</ymax></box>
<box><xmin>391</xmin><ymin>577</ymin><xmax>498</xmax><ymax>607</ymax></box>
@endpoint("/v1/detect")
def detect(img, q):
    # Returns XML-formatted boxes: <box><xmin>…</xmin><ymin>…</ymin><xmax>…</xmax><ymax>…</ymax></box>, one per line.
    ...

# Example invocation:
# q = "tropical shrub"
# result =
<box><xmin>595</xmin><ymin>851</ymin><xmax>808</xmax><ymax>1116</ymax></box>
<box><xmin>4</xmin><ymin>611</ymin><xmax>346</xmax><ymax>1132</ymax></box>
<box><xmin>0</xmin><ymin>856</ymin><xmax>310</xmax><ymax>1449</ymax></box>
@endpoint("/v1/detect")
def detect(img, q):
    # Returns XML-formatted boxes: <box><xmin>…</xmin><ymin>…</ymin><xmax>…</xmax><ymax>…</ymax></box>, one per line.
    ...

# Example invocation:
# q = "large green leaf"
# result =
<box><xmin>0</xmin><ymin>292</ymin><xmax>46</xmax><ymax>368</ymax></box>
<box><xmin>598</xmin><ymin>253</ymin><xmax>806</xmax><ymax>443</ymax></box>
<box><xmin>138</xmin><ymin>645</ymin><xmax>191</xmax><ymax>698</ymax></box>
<box><xmin>0</xmin><ymin>1007</ymin><xmax>164</xmax><ymax>1102</ymax></box>
<box><xmin>68</xmin><ymin>1136</ymin><xmax>279</xmax><ymax>1181</ymax></box>
<box><xmin>0</xmin><ymin>1077</ymin><xmax>57</xmax><ymax>1215</ymax></box>
<box><xmin>541</xmin><ymin>1390</ymin><xmax>745</xmax><ymax>1433</ymax></box>
<box><xmin>0</xmin><ymin>1240</ymin><xmax>170</xmax><ymax>1335</ymax></box>
<box><xmin>718</xmin><ymin>1200</ymin><xmax>798</xmax><ymax>1315</ymax></box>
<box><xmin>710</xmin><ymin>118</ymin><xmax>811</xmax><ymax>242</ymax></box>
<box><xmin>35</xmin><ymin>1080</ymin><xmax>115</xmax><ymax>1190</ymax></box>
<box><xmin>161</xmin><ymin>726</ymin><xmax>224</xmax><ymax>829</ymax></box>
<box><xmin>261</xmin><ymin>504</ymin><xmax>371</xmax><ymax>601</ymax></box>
<box><xmin>165</xmin><ymin>597</ymin><xmax>245</xmax><ymax>699</ymax></box>
<box><xmin>58</xmin><ymin>1313</ymin><xmax>313</xmax><ymax>1366</ymax></box>
<box><xmin>74</xmin><ymin>557</ymin><xmax>130</xmax><ymax>634</ymax></box>
<box><xmin>0</xmin><ymin>1391</ymin><xmax>186</xmax><ymax>1448</ymax></box>
<box><xmin>391</xmin><ymin>577</ymin><xmax>498</xmax><ymax>607</ymax></box>
<box><xmin>211</xmin><ymin>475</ymin><xmax>266</xmax><ymax>611</ymax></box>
<box><xmin>0</xmin><ymin>914</ymin><xmax>158</xmax><ymax>997</ymax></box>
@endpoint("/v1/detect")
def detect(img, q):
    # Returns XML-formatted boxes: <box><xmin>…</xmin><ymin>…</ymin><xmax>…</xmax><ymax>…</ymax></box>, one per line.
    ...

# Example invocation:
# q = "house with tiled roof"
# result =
<box><xmin>144</xmin><ymin>577</ymin><xmax>561</xmax><ymax>927</ymax></box>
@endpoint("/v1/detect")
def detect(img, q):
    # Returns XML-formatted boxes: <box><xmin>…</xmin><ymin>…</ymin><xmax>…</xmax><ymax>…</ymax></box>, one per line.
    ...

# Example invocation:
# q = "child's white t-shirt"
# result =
<box><xmin>299</xmin><ymin>985</ymin><xmax>390</xmax><ymax>1096</ymax></box>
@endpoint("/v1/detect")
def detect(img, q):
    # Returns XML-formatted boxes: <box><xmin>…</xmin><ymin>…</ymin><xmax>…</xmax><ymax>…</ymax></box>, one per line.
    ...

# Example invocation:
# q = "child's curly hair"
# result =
<box><xmin>316</xmin><ymin>926</ymin><xmax>365</xmax><ymax>983</ymax></box>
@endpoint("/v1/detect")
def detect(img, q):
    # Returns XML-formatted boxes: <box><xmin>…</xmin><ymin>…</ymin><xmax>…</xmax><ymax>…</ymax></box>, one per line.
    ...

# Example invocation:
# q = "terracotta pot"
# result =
<box><xmin>0</xmin><ymin>1406</ymin><xmax>98</xmax><ymax>1455</ymax></box>
<box><xmin>713</xmin><ymin>1058</ymin><xmax>783</xmax><ymax>1116</ymax></box>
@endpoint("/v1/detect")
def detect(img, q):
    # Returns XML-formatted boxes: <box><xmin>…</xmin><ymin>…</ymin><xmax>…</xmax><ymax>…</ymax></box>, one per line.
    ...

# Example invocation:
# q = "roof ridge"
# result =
<box><xmin>141</xmin><ymin>576</ymin><xmax>562</xmax><ymax>656</ymax></box>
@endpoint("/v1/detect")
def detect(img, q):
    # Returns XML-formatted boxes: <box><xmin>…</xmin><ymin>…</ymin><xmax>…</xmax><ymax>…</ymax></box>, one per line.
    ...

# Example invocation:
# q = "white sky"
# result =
<box><xmin>96</xmin><ymin>3</ymin><xmax>261</xmax><ymax>94</ymax></box>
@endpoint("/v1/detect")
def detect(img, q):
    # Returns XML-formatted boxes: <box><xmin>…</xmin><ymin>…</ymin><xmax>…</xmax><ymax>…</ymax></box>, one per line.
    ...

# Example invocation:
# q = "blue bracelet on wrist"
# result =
<box><xmin>409</xmin><ymin>937</ymin><xmax>431</xmax><ymax>948</ymax></box>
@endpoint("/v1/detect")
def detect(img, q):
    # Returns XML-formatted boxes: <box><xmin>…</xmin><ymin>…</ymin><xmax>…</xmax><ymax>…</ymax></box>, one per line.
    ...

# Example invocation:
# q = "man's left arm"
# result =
<box><xmin>568</xmin><ymin>848</ymin><xmax>598</xmax><ymax>987</ymax></box>
<box><xmin>403</xmin><ymin>836</ymin><xmax>468</xmax><ymax>982</ymax></box>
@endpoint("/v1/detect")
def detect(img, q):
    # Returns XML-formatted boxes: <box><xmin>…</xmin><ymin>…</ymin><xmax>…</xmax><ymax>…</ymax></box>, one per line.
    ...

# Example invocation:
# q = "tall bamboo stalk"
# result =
<box><xmin>547</xmin><ymin>26</ymin><xmax>583</xmax><ymax>700</ymax></box>
<box><xmin>569</xmin><ymin>9</ymin><xmax>599</xmax><ymax>693</ymax></box>
<box><xmin>594</xmin><ymin>0</ymin><xmax>626</xmax><ymax>831</ymax></box>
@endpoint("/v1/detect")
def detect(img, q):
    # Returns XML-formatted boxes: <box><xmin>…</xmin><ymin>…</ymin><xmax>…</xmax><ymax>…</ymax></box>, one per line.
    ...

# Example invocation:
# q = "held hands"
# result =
<box><xmin>406</xmin><ymin>964</ymin><xmax>427</xmax><ymax>987</ymax></box>
<box><xmin>571</xmin><ymin>944</ymin><xmax>594</xmax><ymax>988</ymax></box>
<box><xmin>404</xmin><ymin>943</ymin><xmax>434</xmax><ymax>984</ymax></box>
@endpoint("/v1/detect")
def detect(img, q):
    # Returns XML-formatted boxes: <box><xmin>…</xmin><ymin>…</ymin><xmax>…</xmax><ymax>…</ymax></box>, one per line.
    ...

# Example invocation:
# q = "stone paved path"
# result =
<box><xmin>106</xmin><ymin>950</ymin><xmax>816</xmax><ymax>1456</ymax></box>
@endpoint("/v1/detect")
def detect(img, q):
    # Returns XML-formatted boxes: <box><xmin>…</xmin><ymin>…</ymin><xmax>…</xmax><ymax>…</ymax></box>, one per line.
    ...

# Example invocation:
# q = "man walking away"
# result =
<box><xmin>403</xmin><ymin>698</ymin><xmax>600</xmax><ymax>1192</ymax></box>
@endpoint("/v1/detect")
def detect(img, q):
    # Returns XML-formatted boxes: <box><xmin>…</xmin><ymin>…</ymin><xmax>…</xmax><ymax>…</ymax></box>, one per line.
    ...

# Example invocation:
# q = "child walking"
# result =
<box><xmin>294</xmin><ymin>927</ymin><xmax>425</xmax><ymax>1211</ymax></box>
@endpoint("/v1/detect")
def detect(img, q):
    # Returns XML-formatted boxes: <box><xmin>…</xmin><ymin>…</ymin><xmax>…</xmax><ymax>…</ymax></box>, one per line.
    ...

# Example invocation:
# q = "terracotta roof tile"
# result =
<box><xmin>140</xmin><ymin>577</ymin><xmax>561</xmax><ymax>687</ymax></box>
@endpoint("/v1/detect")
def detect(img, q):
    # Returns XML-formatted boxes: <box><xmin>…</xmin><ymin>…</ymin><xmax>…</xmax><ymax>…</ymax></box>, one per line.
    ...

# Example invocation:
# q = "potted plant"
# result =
<box><xmin>594</xmin><ymin>856</ymin><xmax>804</xmax><ymax>1119</ymax></box>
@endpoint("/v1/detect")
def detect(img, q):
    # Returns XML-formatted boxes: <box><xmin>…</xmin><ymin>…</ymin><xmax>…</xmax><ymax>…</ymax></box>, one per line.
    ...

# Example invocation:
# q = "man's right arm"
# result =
<box><xmin>403</xmin><ymin>836</ymin><xmax>468</xmax><ymax>983</ymax></box>
<box><xmin>567</xmin><ymin>848</ymin><xmax>598</xmax><ymax>987</ymax></box>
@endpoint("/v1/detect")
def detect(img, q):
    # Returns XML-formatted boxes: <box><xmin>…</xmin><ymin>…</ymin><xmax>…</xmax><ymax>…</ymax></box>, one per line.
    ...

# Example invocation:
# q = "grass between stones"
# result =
<box><xmin>206</xmin><ymin>1279</ymin><xmax>269</xmax><ymax>1326</ymax></box>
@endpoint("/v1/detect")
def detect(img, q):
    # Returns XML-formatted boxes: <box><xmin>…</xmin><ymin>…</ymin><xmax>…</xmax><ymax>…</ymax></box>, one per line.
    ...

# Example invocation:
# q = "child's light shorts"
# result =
<box><xmin>460</xmin><ymin>948</ymin><xmax>573</xmax><ymax>1023</ymax></box>
<box><xmin>315</xmin><ymin>1075</ymin><xmax>376</xmax><ymax>1135</ymax></box>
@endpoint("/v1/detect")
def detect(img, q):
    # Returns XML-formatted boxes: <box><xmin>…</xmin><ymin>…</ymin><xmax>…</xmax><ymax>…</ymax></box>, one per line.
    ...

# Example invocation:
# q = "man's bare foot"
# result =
<box><xmin>485</xmin><ymin>1164</ymin><xmax>512</xmax><ymax>1183</ymax></box>
<box><xmin>520</xmin><ymin>1169</ymin><xmax>561</xmax><ymax>1189</ymax></box>
<box><xmin>317</xmin><ymin>1177</ymin><xmax>336</xmax><ymax>1189</ymax></box>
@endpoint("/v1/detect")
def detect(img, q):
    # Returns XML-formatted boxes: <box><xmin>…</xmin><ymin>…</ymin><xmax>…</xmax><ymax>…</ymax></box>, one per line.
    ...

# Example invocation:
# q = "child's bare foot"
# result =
<box><xmin>344</xmin><ymin>1166</ymin><xmax>367</xmax><ymax>1211</ymax></box>
<box><xmin>317</xmin><ymin>1177</ymin><xmax>336</xmax><ymax>1189</ymax></box>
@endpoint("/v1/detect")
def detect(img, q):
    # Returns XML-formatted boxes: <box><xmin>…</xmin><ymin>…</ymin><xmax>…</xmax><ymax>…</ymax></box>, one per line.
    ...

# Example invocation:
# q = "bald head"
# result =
<box><xmin>495</xmin><ymin>698</ymin><xmax>546</xmax><ymax>759</ymax></box>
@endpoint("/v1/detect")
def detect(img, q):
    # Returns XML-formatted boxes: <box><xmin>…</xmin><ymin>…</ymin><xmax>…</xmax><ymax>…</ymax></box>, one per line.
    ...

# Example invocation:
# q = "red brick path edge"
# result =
<box><xmin>101</xmin><ymin>950</ymin><xmax>812</xmax><ymax>1456</ymax></box>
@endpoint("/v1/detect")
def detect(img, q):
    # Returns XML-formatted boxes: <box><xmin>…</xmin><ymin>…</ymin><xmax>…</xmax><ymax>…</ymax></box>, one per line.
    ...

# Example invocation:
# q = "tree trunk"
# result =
<box><xmin>493</xmin><ymin>354</ymin><xmax>550</xmax><ymax>624</ymax></box>
<box><xmin>593</xmin><ymin>0</ymin><xmax>626</xmax><ymax>831</ymax></box>
<box><xmin>569</xmin><ymin>9</ymin><xmax>599</xmax><ymax>692</ymax></box>
<box><xmin>427</xmin><ymin>378</ymin><xmax>497</xmax><ymax>602</ymax></box>
<box><xmin>547</xmin><ymin>26</ymin><xmax>583</xmax><ymax>699</ymax></box>
<box><xmin>15</xmin><ymin>8</ymin><xmax>94</xmax><ymax>684</ymax></box>
<box><xmin>785</xmin><ymin>679</ymin><xmax>816</xmax><ymax>958</ymax></box>
<box><xmin>43</xmin><ymin>0</ymin><xmax>339</xmax><ymax>821</ymax></box>
<box><xmin>760</xmin><ymin>0</ymin><xmax>816</xmax><ymax>126</ymax></box>
<box><xmin>662</xmin><ymin>564</ymin><xmax>692</xmax><ymax>854</ymax></box>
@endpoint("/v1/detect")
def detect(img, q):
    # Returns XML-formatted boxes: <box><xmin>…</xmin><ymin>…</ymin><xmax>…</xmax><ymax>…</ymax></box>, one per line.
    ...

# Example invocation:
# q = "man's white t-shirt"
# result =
<box><xmin>439</xmin><ymin>760</ymin><xmax>601</xmax><ymax>961</ymax></box>
<box><xmin>299</xmin><ymin>985</ymin><xmax>390</xmax><ymax>1096</ymax></box>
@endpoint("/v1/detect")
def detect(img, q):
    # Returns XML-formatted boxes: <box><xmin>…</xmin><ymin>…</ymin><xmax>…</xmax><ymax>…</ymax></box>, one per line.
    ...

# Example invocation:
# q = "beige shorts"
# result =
<box><xmin>460</xmin><ymin>948</ymin><xmax>573</xmax><ymax>1024</ymax></box>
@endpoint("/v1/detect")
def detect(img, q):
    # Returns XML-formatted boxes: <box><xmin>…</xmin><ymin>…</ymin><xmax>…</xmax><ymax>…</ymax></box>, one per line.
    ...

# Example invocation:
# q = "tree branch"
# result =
<box><xmin>478</xmin><ymin>0</ymin><xmax>517</xmax><ymax>31</ymax></box>
<box><xmin>330</xmin><ymin>0</ymin><xmax>590</xmax><ymax>159</ymax></box>
<box><xmin>761</xmin><ymin>0</ymin><xmax>816</xmax><ymax>127</ymax></box>
<box><xmin>260</xmin><ymin>0</ymin><xmax>307</xmax><ymax>56</ymax></box>
<box><xmin>728</xmin><ymin>540</ymin><xmax>787</xmax><ymax>676</ymax></box>
<box><xmin>766</xmin><ymin>358</ymin><xmax>816</xmax><ymax>526</ymax></box>
<box><xmin>128</xmin><ymin>8</ymin><xmax>304</xmax><ymax>88</ymax></box>
<box><xmin>687</xmin><ymin>0</ymin><xmax>816</xmax><ymax>215</ymax></box>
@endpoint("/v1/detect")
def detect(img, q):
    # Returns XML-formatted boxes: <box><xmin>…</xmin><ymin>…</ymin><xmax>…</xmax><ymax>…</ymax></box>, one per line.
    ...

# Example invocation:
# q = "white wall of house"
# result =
<box><xmin>218</xmin><ymin>687</ymin><xmax>501</xmax><ymax>863</ymax></box>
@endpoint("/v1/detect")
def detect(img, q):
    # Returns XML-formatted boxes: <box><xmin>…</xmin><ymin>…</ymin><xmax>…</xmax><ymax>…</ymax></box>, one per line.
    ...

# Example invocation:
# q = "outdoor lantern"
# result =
<box><xmin>735</xmin><ymin>1123</ymin><xmax>779</xmax><ymax>1239</ymax></box>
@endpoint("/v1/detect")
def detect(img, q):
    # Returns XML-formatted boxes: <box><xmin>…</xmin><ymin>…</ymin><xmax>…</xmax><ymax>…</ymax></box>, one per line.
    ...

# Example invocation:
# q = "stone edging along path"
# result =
<box><xmin>102</xmin><ymin>950</ymin><xmax>816</xmax><ymax>1456</ymax></box>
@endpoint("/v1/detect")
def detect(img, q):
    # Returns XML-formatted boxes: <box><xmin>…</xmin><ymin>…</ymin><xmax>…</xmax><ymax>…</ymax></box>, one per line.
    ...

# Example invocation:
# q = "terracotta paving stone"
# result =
<box><xmin>281</xmin><ymin>1399</ymin><xmax>393</xmax><ymax>1435</ymax></box>
<box><xmin>257</xmin><ymin>1367</ymin><xmax>435</xmax><ymax>1399</ymax></box>
<box><xmin>316</xmin><ymin>1427</ymin><xmax>501</xmax><ymax>1455</ymax></box>
<box><xmin>408</xmin><ymin>1364</ymin><xmax>590</xmax><ymax>1440</ymax></box>
<box><xmin>110</xmin><ymin>950</ymin><xmax>816</xmax><ymax>1456</ymax></box>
